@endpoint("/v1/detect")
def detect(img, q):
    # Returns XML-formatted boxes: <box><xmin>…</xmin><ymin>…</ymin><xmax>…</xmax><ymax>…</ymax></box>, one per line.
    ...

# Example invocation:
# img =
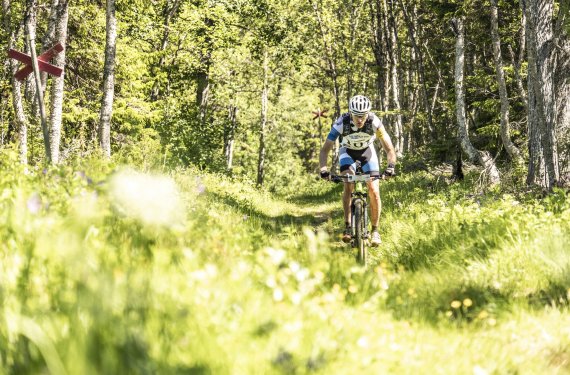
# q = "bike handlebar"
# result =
<box><xmin>329</xmin><ymin>174</ymin><xmax>383</xmax><ymax>183</ymax></box>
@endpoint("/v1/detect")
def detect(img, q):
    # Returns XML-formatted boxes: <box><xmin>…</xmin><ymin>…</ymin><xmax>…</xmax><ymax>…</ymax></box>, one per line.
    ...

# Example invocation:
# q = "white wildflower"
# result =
<box><xmin>109</xmin><ymin>170</ymin><xmax>185</xmax><ymax>226</ymax></box>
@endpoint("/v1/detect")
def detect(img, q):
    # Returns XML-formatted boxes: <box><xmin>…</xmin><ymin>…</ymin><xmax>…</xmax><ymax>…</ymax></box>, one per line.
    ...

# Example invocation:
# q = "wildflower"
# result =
<box><xmin>473</xmin><ymin>365</ymin><xmax>489</xmax><ymax>375</ymax></box>
<box><xmin>266</xmin><ymin>275</ymin><xmax>277</xmax><ymax>288</ymax></box>
<box><xmin>477</xmin><ymin>310</ymin><xmax>489</xmax><ymax>319</ymax></box>
<box><xmin>265</xmin><ymin>247</ymin><xmax>286</xmax><ymax>265</ymax></box>
<box><xmin>357</xmin><ymin>336</ymin><xmax>369</xmax><ymax>348</ymax></box>
<box><xmin>273</xmin><ymin>288</ymin><xmax>284</xmax><ymax>302</ymax></box>
<box><xmin>463</xmin><ymin>298</ymin><xmax>473</xmax><ymax>307</ymax></box>
<box><xmin>291</xmin><ymin>292</ymin><xmax>302</xmax><ymax>305</ymax></box>
<box><xmin>27</xmin><ymin>193</ymin><xmax>42</xmax><ymax>214</ymax></box>
<box><xmin>450</xmin><ymin>300</ymin><xmax>462</xmax><ymax>309</ymax></box>
<box><xmin>109</xmin><ymin>170</ymin><xmax>185</xmax><ymax>226</ymax></box>
<box><xmin>195</xmin><ymin>177</ymin><xmax>206</xmax><ymax>194</ymax></box>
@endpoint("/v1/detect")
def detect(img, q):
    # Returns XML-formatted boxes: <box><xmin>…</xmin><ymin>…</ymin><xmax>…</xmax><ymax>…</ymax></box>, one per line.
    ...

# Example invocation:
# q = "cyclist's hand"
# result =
<box><xmin>382</xmin><ymin>164</ymin><xmax>396</xmax><ymax>179</ymax></box>
<box><xmin>320</xmin><ymin>170</ymin><xmax>331</xmax><ymax>180</ymax></box>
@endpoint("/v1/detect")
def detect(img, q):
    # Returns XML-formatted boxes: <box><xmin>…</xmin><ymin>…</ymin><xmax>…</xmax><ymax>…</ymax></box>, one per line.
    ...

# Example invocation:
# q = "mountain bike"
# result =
<box><xmin>330</xmin><ymin>171</ymin><xmax>381</xmax><ymax>266</ymax></box>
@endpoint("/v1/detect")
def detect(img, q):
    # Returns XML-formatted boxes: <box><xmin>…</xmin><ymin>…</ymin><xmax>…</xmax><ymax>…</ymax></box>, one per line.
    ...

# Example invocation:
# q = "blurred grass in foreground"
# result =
<box><xmin>0</xmin><ymin>151</ymin><xmax>569</xmax><ymax>374</ymax></box>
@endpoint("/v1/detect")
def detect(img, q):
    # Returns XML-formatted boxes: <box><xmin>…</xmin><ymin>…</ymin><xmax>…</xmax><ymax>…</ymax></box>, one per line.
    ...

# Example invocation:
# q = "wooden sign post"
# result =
<box><xmin>8</xmin><ymin>26</ymin><xmax>64</xmax><ymax>162</ymax></box>
<box><xmin>8</xmin><ymin>43</ymin><xmax>63</xmax><ymax>82</ymax></box>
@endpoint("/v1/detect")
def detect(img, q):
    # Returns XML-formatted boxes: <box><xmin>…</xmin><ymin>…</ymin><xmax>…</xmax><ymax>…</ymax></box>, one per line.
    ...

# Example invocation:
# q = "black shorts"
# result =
<box><xmin>339</xmin><ymin>146</ymin><xmax>380</xmax><ymax>176</ymax></box>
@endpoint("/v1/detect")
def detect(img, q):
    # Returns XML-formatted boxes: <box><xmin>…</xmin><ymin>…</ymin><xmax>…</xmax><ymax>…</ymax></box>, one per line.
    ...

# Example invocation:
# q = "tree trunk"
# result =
<box><xmin>256</xmin><ymin>51</ymin><xmax>269</xmax><ymax>186</ymax></box>
<box><xmin>25</xmin><ymin>0</ymin><xmax>51</xmax><ymax>163</ymax></box>
<box><xmin>39</xmin><ymin>0</ymin><xmax>60</xmax><ymax>102</ymax></box>
<box><xmin>554</xmin><ymin>1</ymin><xmax>570</xmax><ymax>182</ymax></box>
<box><xmin>525</xmin><ymin>0</ymin><xmax>559</xmax><ymax>189</ymax></box>
<box><xmin>369</xmin><ymin>0</ymin><xmax>389</xmax><ymax>113</ymax></box>
<box><xmin>98</xmin><ymin>0</ymin><xmax>117</xmax><ymax>159</ymax></box>
<box><xmin>23</xmin><ymin>2</ymin><xmax>36</xmax><ymax>107</ymax></box>
<box><xmin>453</xmin><ymin>17</ymin><xmax>501</xmax><ymax>185</ymax></box>
<box><xmin>381</xmin><ymin>1</ymin><xmax>391</xmax><ymax>114</ymax></box>
<box><xmin>386</xmin><ymin>0</ymin><xmax>404</xmax><ymax>157</ymax></box>
<box><xmin>310</xmin><ymin>0</ymin><xmax>341</xmax><ymax>173</ymax></box>
<box><xmin>4</xmin><ymin>0</ymin><xmax>28</xmax><ymax>165</ymax></box>
<box><xmin>397</xmin><ymin>0</ymin><xmax>434</xmax><ymax>138</ymax></box>
<box><xmin>224</xmin><ymin>102</ymin><xmax>238</xmax><ymax>172</ymax></box>
<box><xmin>48</xmin><ymin>0</ymin><xmax>68</xmax><ymax>164</ymax></box>
<box><xmin>196</xmin><ymin>16</ymin><xmax>213</xmax><ymax>127</ymax></box>
<box><xmin>490</xmin><ymin>0</ymin><xmax>523</xmax><ymax>164</ymax></box>
<box><xmin>150</xmin><ymin>0</ymin><xmax>181</xmax><ymax>101</ymax></box>
<box><xmin>507</xmin><ymin>0</ymin><xmax>528</xmax><ymax>113</ymax></box>
<box><xmin>525</xmin><ymin>0</ymin><xmax>542</xmax><ymax>184</ymax></box>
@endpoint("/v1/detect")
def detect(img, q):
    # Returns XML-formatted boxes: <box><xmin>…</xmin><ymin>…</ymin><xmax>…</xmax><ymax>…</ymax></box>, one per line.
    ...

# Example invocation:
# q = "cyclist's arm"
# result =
<box><xmin>319</xmin><ymin>139</ymin><xmax>335</xmax><ymax>172</ymax></box>
<box><xmin>320</xmin><ymin>119</ymin><xmax>343</xmax><ymax>171</ymax></box>
<box><xmin>376</xmin><ymin>126</ymin><xmax>397</xmax><ymax>166</ymax></box>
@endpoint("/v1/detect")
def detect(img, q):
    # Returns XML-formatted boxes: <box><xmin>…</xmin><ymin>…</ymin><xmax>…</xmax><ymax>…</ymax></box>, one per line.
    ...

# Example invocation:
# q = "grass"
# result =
<box><xmin>0</xmin><ymin>152</ymin><xmax>569</xmax><ymax>374</ymax></box>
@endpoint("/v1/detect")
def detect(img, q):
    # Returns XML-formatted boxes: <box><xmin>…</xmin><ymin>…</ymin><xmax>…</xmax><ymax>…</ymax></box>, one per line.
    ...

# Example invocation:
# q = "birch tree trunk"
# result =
<box><xmin>381</xmin><ymin>1</ymin><xmax>391</xmax><ymax>113</ymax></box>
<box><xmin>386</xmin><ymin>0</ymin><xmax>404</xmax><ymax>157</ymax></box>
<box><xmin>25</xmin><ymin>0</ymin><xmax>51</xmax><ymax>162</ymax></box>
<box><xmin>256</xmin><ymin>50</ymin><xmax>269</xmax><ymax>186</ymax></box>
<box><xmin>310</xmin><ymin>0</ymin><xmax>341</xmax><ymax>173</ymax></box>
<box><xmin>525</xmin><ymin>0</ymin><xmax>559</xmax><ymax>189</ymax></box>
<box><xmin>490</xmin><ymin>0</ymin><xmax>522</xmax><ymax>164</ymax></box>
<box><xmin>3</xmin><ymin>0</ymin><xmax>28</xmax><ymax>165</ymax></box>
<box><xmin>397</xmin><ymin>0</ymin><xmax>434</xmax><ymax>138</ymax></box>
<box><xmin>453</xmin><ymin>17</ymin><xmax>501</xmax><ymax>185</ymax></box>
<box><xmin>23</xmin><ymin>2</ymin><xmax>36</xmax><ymax>107</ymax></box>
<box><xmin>98</xmin><ymin>0</ymin><xmax>117</xmax><ymax>159</ymax></box>
<box><xmin>48</xmin><ymin>0</ymin><xmax>68</xmax><ymax>164</ymax></box>
<box><xmin>369</xmin><ymin>0</ymin><xmax>389</xmax><ymax>113</ymax></box>
<box><xmin>39</xmin><ymin>0</ymin><xmax>60</xmax><ymax>101</ymax></box>
<box><xmin>507</xmin><ymin>0</ymin><xmax>528</xmax><ymax>112</ymax></box>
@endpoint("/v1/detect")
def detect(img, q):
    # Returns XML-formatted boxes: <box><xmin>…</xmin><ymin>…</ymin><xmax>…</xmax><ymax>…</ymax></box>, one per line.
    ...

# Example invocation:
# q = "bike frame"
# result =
<box><xmin>344</xmin><ymin>174</ymin><xmax>370</xmax><ymax>241</ymax></box>
<box><xmin>331</xmin><ymin>172</ymin><xmax>380</xmax><ymax>265</ymax></box>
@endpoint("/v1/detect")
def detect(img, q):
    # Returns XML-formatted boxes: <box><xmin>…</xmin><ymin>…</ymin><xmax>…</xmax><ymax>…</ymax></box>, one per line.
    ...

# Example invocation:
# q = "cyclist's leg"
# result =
<box><xmin>361</xmin><ymin>147</ymin><xmax>381</xmax><ymax>228</ymax></box>
<box><xmin>339</xmin><ymin>148</ymin><xmax>356</xmax><ymax>227</ymax></box>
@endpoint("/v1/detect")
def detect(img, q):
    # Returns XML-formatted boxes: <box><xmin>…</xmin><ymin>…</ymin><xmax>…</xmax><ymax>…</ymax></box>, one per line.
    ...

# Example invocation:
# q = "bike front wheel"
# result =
<box><xmin>353</xmin><ymin>200</ymin><xmax>367</xmax><ymax>265</ymax></box>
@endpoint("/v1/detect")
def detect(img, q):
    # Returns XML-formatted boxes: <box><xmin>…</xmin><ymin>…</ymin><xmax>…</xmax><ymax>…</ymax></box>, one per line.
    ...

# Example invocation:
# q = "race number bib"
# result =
<box><xmin>341</xmin><ymin>132</ymin><xmax>374</xmax><ymax>150</ymax></box>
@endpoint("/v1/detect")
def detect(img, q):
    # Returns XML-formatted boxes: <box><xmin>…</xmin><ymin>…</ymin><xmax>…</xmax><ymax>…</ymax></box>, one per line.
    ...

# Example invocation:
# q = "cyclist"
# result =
<box><xmin>319</xmin><ymin>95</ymin><xmax>397</xmax><ymax>246</ymax></box>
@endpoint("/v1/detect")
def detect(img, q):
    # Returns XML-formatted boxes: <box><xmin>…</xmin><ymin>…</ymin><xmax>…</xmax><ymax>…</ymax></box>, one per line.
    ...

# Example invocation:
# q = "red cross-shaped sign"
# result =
<box><xmin>312</xmin><ymin>108</ymin><xmax>328</xmax><ymax>120</ymax></box>
<box><xmin>8</xmin><ymin>43</ymin><xmax>64</xmax><ymax>81</ymax></box>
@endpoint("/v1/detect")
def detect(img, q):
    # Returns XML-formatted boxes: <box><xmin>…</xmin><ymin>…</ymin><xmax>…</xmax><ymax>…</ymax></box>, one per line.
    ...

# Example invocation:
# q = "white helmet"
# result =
<box><xmin>349</xmin><ymin>95</ymin><xmax>371</xmax><ymax>116</ymax></box>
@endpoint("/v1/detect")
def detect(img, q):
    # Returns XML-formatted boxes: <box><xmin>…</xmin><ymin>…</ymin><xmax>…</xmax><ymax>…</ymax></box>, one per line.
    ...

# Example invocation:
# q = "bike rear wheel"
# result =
<box><xmin>353</xmin><ymin>200</ymin><xmax>367</xmax><ymax>265</ymax></box>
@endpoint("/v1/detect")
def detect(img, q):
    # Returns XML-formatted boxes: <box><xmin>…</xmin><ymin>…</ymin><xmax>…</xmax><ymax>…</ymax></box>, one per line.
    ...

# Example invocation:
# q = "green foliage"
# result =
<box><xmin>1</xmin><ymin>152</ymin><xmax>570</xmax><ymax>373</ymax></box>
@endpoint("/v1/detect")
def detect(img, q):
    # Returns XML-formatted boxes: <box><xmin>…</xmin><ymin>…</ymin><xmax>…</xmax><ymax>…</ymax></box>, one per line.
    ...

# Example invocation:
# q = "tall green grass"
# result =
<box><xmin>0</xmin><ymin>151</ymin><xmax>569</xmax><ymax>374</ymax></box>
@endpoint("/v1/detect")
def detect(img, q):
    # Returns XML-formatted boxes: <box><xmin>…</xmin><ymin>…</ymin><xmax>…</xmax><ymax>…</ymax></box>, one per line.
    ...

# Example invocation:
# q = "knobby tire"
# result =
<box><xmin>353</xmin><ymin>200</ymin><xmax>367</xmax><ymax>265</ymax></box>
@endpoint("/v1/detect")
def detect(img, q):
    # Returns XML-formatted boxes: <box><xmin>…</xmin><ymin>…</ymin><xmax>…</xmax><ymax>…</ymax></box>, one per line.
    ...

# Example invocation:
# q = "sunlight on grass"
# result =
<box><xmin>0</xmin><ymin>160</ymin><xmax>569</xmax><ymax>374</ymax></box>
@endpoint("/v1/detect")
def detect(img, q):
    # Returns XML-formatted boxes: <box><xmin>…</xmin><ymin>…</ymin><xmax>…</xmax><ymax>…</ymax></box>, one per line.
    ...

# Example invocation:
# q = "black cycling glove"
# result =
<box><xmin>382</xmin><ymin>163</ymin><xmax>396</xmax><ymax>178</ymax></box>
<box><xmin>320</xmin><ymin>170</ymin><xmax>330</xmax><ymax>180</ymax></box>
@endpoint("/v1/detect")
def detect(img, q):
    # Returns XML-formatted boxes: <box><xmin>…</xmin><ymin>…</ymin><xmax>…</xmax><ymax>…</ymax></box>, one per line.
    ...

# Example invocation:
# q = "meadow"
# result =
<box><xmin>1</xmin><ymin>151</ymin><xmax>569</xmax><ymax>374</ymax></box>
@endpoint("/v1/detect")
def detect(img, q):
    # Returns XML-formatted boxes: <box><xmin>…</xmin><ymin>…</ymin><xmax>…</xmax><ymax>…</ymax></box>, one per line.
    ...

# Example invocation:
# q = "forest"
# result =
<box><xmin>1</xmin><ymin>0</ymin><xmax>570</xmax><ymax>374</ymax></box>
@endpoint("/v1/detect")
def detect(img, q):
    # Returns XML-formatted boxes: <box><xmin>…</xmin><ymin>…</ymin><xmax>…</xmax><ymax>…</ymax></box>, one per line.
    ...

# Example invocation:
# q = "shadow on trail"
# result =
<box><xmin>289</xmin><ymin>182</ymin><xmax>343</xmax><ymax>205</ymax></box>
<box><xmin>208</xmin><ymin>191</ymin><xmax>334</xmax><ymax>234</ymax></box>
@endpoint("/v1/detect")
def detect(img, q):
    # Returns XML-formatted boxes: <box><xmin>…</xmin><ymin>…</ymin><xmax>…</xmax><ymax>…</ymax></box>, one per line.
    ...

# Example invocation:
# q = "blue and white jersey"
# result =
<box><xmin>326</xmin><ymin>112</ymin><xmax>383</xmax><ymax>150</ymax></box>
